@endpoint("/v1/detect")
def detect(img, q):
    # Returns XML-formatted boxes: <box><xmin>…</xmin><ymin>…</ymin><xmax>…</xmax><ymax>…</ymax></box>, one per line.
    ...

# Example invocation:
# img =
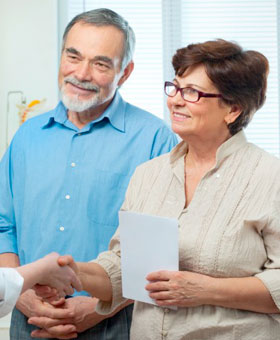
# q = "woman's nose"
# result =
<box><xmin>169</xmin><ymin>90</ymin><xmax>186</xmax><ymax>106</ymax></box>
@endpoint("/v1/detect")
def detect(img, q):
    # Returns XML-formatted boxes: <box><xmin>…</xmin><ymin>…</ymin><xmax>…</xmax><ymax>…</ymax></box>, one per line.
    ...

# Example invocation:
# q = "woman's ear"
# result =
<box><xmin>224</xmin><ymin>105</ymin><xmax>242</xmax><ymax>125</ymax></box>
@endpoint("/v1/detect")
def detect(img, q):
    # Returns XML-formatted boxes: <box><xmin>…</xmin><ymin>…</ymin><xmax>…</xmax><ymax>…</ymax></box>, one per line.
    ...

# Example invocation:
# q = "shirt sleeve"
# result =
<box><xmin>150</xmin><ymin>126</ymin><xmax>178</xmax><ymax>159</ymax></box>
<box><xmin>255</xmin><ymin>199</ymin><xmax>280</xmax><ymax>310</ymax></box>
<box><xmin>0</xmin><ymin>146</ymin><xmax>18</xmax><ymax>254</ymax></box>
<box><xmin>0</xmin><ymin>268</ymin><xmax>23</xmax><ymax>317</ymax></box>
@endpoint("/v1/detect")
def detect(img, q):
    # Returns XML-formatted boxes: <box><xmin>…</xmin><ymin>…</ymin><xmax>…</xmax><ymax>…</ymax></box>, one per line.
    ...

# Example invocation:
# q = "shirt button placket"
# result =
<box><xmin>162</xmin><ymin>330</ymin><xmax>168</xmax><ymax>338</ymax></box>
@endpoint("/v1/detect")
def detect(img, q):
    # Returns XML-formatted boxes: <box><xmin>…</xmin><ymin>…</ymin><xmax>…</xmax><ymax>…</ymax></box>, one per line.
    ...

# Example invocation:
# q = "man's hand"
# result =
<box><xmin>16</xmin><ymin>289</ymin><xmax>77</xmax><ymax>338</ymax></box>
<box><xmin>28</xmin><ymin>296</ymin><xmax>106</xmax><ymax>339</ymax></box>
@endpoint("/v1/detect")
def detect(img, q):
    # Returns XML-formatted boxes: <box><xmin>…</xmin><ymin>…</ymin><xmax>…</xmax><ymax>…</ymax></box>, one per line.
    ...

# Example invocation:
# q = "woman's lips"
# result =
<box><xmin>172</xmin><ymin>112</ymin><xmax>191</xmax><ymax>121</ymax></box>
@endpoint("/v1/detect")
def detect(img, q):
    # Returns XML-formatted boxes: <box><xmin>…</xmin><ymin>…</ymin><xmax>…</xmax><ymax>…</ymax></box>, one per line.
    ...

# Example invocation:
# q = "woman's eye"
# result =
<box><xmin>186</xmin><ymin>88</ymin><xmax>197</xmax><ymax>94</ymax></box>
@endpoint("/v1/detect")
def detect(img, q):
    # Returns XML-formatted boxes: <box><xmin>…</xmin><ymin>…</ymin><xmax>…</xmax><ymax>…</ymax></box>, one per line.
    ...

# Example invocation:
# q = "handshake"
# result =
<box><xmin>16</xmin><ymin>252</ymin><xmax>82</xmax><ymax>299</ymax></box>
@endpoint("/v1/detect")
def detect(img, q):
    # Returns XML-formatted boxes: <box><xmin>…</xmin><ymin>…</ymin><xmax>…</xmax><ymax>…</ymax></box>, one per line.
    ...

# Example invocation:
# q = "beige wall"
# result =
<box><xmin>0</xmin><ymin>0</ymin><xmax>59</xmax><ymax>158</ymax></box>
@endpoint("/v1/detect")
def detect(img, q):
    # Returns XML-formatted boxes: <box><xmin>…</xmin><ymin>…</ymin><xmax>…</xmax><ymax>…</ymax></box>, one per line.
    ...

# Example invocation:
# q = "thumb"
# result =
<box><xmin>57</xmin><ymin>255</ymin><xmax>73</xmax><ymax>267</ymax></box>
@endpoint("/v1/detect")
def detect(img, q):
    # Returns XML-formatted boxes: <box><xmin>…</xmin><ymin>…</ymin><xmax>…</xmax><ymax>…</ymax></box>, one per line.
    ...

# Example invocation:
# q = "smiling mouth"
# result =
<box><xmin>173</xmin><ymin>112</ymin><xmax>191</xmax><ymax>119</ymax></box>
<box><xmin>65</xmin><ymin>82</ymin><xmax>97</xmax><ymax>94</ymax></box>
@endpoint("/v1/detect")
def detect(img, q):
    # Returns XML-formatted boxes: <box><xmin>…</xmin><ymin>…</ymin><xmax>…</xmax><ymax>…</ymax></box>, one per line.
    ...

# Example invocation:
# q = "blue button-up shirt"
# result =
<box><xmin>0</xmin><ymin>92</ymin><xmax>177</xmax><ymax>268</ymax></box>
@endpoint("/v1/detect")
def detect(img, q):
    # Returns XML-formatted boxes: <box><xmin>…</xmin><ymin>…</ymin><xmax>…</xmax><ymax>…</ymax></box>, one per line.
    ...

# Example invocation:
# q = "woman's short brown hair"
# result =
<box><xmin>172</xmin><ymin>39</ymin><xmax>269</xmax><ymax>135</ymax></box>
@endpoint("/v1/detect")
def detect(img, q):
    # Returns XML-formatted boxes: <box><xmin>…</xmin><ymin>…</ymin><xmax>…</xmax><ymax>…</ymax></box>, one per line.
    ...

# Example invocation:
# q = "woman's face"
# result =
<box><xmin>168</xmin><ymin>64</ymin><xmax>238</xmax><ymax>142</ymax></box>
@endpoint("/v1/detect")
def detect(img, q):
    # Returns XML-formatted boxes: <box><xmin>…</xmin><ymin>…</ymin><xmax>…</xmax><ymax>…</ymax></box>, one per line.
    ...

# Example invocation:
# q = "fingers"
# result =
<box><xmin>43</xmin><ymin>296</ymin><xmax>64</xmax><ymax>305</ymax></box>
<box><xmin>28</xmin><ymin>316</ymin><xmax>74</xmax><ymax>329</ymax></box>
<box><xmin>34</xmin><ymin>285</ymin><xmax>58</xmax><ymax>299</ymax></box>
<box><xmin>146</xmin><ymin>270</ymin><xmax>171</xmax><ymax>281</ymax></box>
<box><xmin>154</xmin><ymin>299</ymin><xmax>178</xmax><ymax>306</ymax></box>
<box><xmin>56</xmin><ymin>256</ymin><xmax>82</xmax><ymax>293</ymax></box>
<box><xmin>62</xmin><ymin>284</ymin><xmax>74</xmax><ymax>297</ymax></box>
<box><xmin>57</xmin><ymin>255</ymin><xmax>73</xmax><ymax>267</ymax></box>
<box><xmin>42</xmin><ymin>324</ymin><xmax>77</xmax><ymax>339</ymax></box>
<box><xmin>145</xmin><ymin>280</ymin><xmax>170</xmax><ymax>292</ymax></box>
<box><xmin>39</xmin><ymin>304</ymin><xmax>74</xmax><ymax>319</ymax></box>
<box><xmin>50</xmin><ymin>298</ymin><xmax>66</xmax><ymax>307</ymax></box>
<box><xmin>31</xmin><ymin>326</ymin><xmax>77</xmax><ymax>339</ymax></box>
<box><xmin>69</xmin><ymin>270</ymin><xmax>82</xmax><ymax>292</ymax></box>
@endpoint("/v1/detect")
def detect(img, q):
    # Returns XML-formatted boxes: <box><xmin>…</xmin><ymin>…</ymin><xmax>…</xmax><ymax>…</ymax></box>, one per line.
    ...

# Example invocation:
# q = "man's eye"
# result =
<box><xmin>95</xmin><ymin>62</ymin><xmax>109</xmax><ymax>70</ymax></box>
<box><xmin>68</xmin><ymin>55</ymin><xmax>78</xmax><ymax>61</ymax></box>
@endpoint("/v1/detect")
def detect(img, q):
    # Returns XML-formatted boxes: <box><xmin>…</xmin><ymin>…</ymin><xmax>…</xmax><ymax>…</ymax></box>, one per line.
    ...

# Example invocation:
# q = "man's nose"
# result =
<box><xmin>74</xmin><ymin>62</ymin><xmax>92</xmax><ymax>82</ymax></box>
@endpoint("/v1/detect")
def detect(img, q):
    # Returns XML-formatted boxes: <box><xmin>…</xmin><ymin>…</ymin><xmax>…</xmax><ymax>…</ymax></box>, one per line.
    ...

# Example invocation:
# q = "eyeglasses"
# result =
<box><xmin>164</xmin><ymin>81</ymin><xmax>223</xmax><ymax>103</ymax></box>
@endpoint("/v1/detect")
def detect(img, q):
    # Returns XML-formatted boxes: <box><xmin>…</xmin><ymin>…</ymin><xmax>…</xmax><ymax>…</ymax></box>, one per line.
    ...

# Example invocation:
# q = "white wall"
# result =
<box><xmin>0</xmin><ymin>1</ymin><xmax>59</xmax><ymax>336</ymax></box>
<box><xmin>0</xmin><ymin>0</ymin><xmax>59</xmax><ymax>158</ymax></box>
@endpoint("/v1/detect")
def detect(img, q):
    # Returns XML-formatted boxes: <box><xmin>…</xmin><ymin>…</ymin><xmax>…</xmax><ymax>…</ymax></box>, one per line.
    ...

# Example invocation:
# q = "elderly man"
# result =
<box><xmin>0</xmin><ymin>8</ymin><xmax>177</xmax><ymax>340</ymax></box>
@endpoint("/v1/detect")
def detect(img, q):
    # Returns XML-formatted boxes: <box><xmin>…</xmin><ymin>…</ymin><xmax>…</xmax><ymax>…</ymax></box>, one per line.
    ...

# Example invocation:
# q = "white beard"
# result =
<box><xmin>61</xmin><ymin>90</ymin><xmax>101</xmax><ymax>112</ymax></box>
<box><xmin>60</xmin><ymin>76</ymin><xmax>101</xmax><ymax>112</ymax></box>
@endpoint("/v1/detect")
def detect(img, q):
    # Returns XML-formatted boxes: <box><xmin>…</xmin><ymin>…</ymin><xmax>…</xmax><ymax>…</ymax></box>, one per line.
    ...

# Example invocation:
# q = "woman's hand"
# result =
<box><xmin>145</xmin><ymin>270</ymin><xmax>213</xmax><ymax>307</ymax></box>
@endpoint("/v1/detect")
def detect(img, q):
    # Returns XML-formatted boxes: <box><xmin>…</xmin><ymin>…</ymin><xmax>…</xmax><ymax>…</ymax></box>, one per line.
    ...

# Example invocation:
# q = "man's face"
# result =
<box><xmin>58</xmin><ymin>22</ymin><xmax>126</xmax><ymax>114</ymax></box>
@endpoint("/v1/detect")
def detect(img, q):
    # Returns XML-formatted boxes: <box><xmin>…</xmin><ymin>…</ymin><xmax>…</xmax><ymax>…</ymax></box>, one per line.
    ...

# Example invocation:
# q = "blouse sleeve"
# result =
<box><xmin>255</xmin><ymin>199</ymin><xmax>280</xmax><ymax>310</ymax></box>
<box><xmin>0</xmin><ymin>268</ymin><xmax>23</xmax><ymax>317</ymax></box>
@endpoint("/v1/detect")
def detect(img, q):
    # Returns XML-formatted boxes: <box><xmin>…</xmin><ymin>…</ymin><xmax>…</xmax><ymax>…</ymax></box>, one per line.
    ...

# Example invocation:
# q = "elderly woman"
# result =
<box><xmin>48</xmin><ymin>39</ymin><xmax>280</xmax><ymax>339</ymax></box>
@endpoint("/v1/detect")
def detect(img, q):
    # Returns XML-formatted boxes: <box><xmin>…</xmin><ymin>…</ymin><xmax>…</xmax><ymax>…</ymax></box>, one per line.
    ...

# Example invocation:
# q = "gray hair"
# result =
<box><xmin>62</xmin><ymin>8</ymin><xmax>135</xmax><ymax>71</ymax></box>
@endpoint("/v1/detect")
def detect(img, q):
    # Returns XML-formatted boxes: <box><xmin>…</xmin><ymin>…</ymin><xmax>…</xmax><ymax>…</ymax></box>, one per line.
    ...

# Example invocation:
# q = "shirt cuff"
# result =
<box><xmin>0</xmin><ymin>232</ymin><xmax>18</xmax><ymax>255</ymax></box>
<box><xmin>0</xmin><ymin>268</ymin><xmax>23</xmax><ymax>317</ymax></box>
<box><xmin>92</xmin><ymin>253</ymin><xmax>127</xmax><ymax>315</ymax></box>
<box><xmin>255</xmin><ymin>269</ymin><xmax>280</xmax><ymax>310</ymax></box>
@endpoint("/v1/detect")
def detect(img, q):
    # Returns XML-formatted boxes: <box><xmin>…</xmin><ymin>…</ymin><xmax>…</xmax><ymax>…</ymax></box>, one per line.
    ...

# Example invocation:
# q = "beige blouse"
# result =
<box><xmin>96</xmin><ymin>131</ymin><xmax>280</xmax><ymax>340</ymax></box>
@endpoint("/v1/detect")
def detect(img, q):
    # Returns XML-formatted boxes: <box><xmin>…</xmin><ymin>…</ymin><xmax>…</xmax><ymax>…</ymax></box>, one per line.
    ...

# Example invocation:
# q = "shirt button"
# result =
<box><xmin>59</xmin><ymin>226</ymin><xmax>65</xmax><ymax>231</ymax></box>
<box><xmin>162</xmin><ymin>330</ymin><xmax>168</xmax><ymax>337</ymax></box>
<box><xmin>78</xmin><ymin>133</ymin><xmax>81</xmax><ymax>136</ymax></box>
<box><xmin>71</xmin><ymin>162</ymin><xmax>76</xmax><ymax>167</ymax></box>
<box><xmin>65</xmin><ymin>194</ymin><xmax>71</xmax><ymax>199</ymax></box>
<box><xmin>216</xmin><ymin>173</ymin><xmax>220</xmax><ymax>178</ymax></box>
<box><xmin>164</xmin><ymin>308</ymin><xmax>170</xmax><ymax>313</ymax></box>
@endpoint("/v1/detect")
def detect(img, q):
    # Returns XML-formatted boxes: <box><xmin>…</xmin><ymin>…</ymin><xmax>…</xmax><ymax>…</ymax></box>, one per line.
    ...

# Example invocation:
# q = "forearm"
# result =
<box><xmin>91</xmin><ymin>298</ymin><xmax>133</xmax><ymax>323</ymax></box>
<box><xmin>207</xmin><ymin>276</ymin><xmax>279</xmax><ymax>313</ymax></box>
<box><xmin>77</xmin><ymin>262</ymin><xmax>112</xmax><ymax>301</ymax></box>
<box><xmin>16</xmin><ymin>260</ymin><xmax>46</xmax><ymax>294</ymax></box>
<box><xmin>0</xmin><ymin>252</ymin><xmax>19</xmax><ymax>267</ymax></box>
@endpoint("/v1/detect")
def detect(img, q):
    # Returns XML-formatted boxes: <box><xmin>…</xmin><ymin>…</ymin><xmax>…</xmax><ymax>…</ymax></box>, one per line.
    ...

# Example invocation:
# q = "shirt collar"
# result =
<box><xmin>170</xmin><ymin>130</ymin><xmax>248</xmax><ymax>168</ymax></box>
<box><xmin>41</xmin><ymin>91</ymin><xmax>126</xmax><ymax>132</ymax></box>
<box><xmin>41</xmin><ymin>101</ymin><xmax>68</xmax><ymax>129</ymax></box>
<box><xmin>97</xmin><ymin>91</ymin><xmax>125</xmax><ymax>132</ymax></box>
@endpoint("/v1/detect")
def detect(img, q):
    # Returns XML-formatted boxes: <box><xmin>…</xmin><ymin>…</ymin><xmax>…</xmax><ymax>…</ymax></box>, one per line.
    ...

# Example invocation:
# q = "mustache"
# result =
<box><xmin>64</xmin><ymin>76</ymin><xmax>100</xmax><ymax>92</ymax></box>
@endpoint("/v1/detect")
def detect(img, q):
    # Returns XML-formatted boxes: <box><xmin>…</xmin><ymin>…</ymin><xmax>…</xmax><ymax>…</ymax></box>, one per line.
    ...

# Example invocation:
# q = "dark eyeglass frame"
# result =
<box><xmin>164</xmin><ymin>81</ymin><xmax>223</xmax><ymax>103</ymax></box>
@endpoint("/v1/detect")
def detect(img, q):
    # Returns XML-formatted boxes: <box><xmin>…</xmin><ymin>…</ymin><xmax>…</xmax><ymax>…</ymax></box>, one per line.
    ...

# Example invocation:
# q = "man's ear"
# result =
<box><xmin>118</xmin><ymin>61</ymin><xmax>134</xmax><ymax>87</ymax></box>
<box><xmin>224</xmin><ymin>104</ymin><xmax>242</xmax><ymax>125</ymax></box>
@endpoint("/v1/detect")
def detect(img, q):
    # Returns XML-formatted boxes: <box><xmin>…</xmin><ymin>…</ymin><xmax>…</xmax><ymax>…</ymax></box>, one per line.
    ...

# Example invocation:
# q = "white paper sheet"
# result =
<box><xmin>119</xmin><ymin>211</ymin><xmax>178</xmax><ymax>306</ymax></box>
